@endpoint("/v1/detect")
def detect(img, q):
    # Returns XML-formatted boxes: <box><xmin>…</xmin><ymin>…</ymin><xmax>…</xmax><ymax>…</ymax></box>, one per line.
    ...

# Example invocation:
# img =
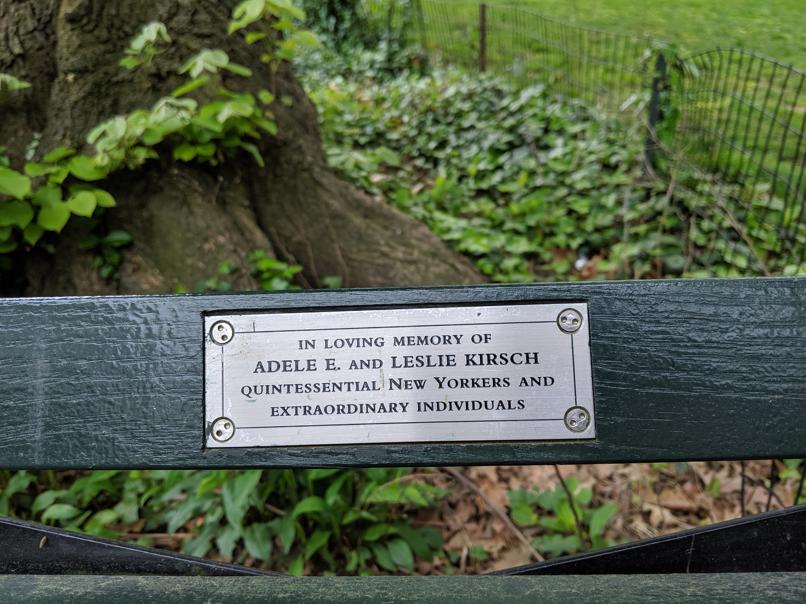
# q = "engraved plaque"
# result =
<box><xmin>204</xmin><ymin>303</ymin><xmax>594</xmax><ymax>448</ymax></box>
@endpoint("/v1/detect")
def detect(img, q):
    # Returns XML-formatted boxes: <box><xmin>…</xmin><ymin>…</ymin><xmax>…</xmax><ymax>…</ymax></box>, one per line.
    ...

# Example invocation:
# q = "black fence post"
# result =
<box><xmin>386</xmin><ymin>0</ymin><xmax>396</xmax><ymax>39</ymax></box>
<box><xmin>384</xmin><ymin>0</ymin><xmax>397</xmax><ymax>68</ymax></box>
<box><xmin>479</xmin><ymin>3</ymin><xmax>488</xmax><ymax>72</ymax></box>
<box><xmin>645</xmin><ymin>51</ymin><xmax>669</xmax><ymax>171</ymax></box>
<box><xmin>414</xmin><ymin>0</ymin><xmax>427</xmax><ymax>49</ymax></box>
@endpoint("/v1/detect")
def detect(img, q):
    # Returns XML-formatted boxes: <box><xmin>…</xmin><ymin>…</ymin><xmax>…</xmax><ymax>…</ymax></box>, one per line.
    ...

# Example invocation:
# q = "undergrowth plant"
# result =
<box><xmin>0</xmin><ymin>467</ymin><xmax>446</xmax><ymax>575</ymax></box>
<box><xmin>303</xmin><ymin>51</ymin><xmax>804</xmax><ymax>281</ymax></box>
<box><xmin>509</xmin><ymin>478</ymin><xmax>618</xmax><ymax>556</ymax></box>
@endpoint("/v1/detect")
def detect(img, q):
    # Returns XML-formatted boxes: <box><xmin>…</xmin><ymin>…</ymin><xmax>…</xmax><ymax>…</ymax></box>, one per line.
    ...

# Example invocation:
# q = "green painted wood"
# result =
<box><xmin>0</xmin><ymin>277</ymin><xmax>803</xmax><ymax>469</ymax></box>
<box><xmin>2</xmin><ymin>574</ymin><xmax>805</xmax><ymax>603</ymax></box>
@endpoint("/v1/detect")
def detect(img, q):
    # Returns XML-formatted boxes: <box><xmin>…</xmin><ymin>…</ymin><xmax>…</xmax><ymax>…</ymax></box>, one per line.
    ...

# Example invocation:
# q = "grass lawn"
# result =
<box><xmin>486</xmin><ymin>0</ymin><xmax>805</xmax><ymax>68</ymax></box>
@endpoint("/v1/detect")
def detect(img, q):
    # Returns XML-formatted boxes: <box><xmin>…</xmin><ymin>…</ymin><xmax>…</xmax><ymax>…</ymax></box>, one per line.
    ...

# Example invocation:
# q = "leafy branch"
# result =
<box><xmin>0</xmin><ymin>1</ymin><xmax>318</xmax><ymax>276</ymax></box>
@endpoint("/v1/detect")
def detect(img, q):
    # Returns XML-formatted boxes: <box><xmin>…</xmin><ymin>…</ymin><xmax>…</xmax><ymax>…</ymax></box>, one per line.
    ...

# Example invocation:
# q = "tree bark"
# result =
<box><xmin>0</xmin><ymin>0</ymin><xmax>482</xmax><ymax>296</ymax></box>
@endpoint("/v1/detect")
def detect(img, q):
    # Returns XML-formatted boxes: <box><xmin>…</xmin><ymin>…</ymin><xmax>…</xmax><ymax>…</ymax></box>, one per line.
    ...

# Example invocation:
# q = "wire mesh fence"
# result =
<box><xmin>672</xmin><ymin>50</ymin><xmax>805</xmax><ymax>272</ymax></box>
<box><xmin>358</xmin><ymin>0</ymin><xmax>805</xmax><ymax>273</ymax></box>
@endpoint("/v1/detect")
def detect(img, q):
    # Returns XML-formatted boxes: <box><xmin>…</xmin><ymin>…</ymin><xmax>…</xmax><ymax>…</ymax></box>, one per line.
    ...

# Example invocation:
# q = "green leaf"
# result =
<box><xmin>554</xmin><ymin>499</ymin><xmax>578</xmax><ymax>532</ymax></box>
<box><xmin>68</xmin><ymin>156</ymin><xmax>107</xmax><ymax>181</ymax></box>
<box><xmin>222</xmin><ymin>62</ymin><xmax>253</xmax><ymax>77</ymax></box>
<box><xmin>288</xmin><ymin>554</ymin><xmax>304</xmax><ymax>576</ymax></box>
<box><xmin>171</xmin><ymin>76</ymin><xmax>211</xmax><ymax>98</ymax></box>
<box><xmin>37</xmin><ymin>202</ymin><xmax>71</xmax><ymax>232</ymax></box>
<box><xmin>215</xmin><ymin>524</ymin><xmax>240</xmax><ymax>560</ymax></box>
<box><xmin>342</xmin><ymin>509</ymin><xmax>377</xmax><ymax>525</ymax></box>
<box><xmin>243</xmin><ymin>523</ymin><xmax>273</xmax><ymax>561</ymax></box>
<box><xmin>128</xmin><ymin>21</ymin><xmax>171</xmax><ymax>52</ymax></box>
<box><xmin>24</xmin><ymin>162</ymin><xmax>52</xmax><ymax>177</ymax></box>
<box><xmin>387</xmin><ymin>538</ymin><xmax>414</xmax><ymax>571</ymax></box>
<box><xmin>532</xmin><ymin>533</ymin><xmax>582</xmax><ymax>557</ymax></box>
<box><xmin>84</xmin><ymin>509</ymin><xmax>120</xmax><ymax>536</ymax></box>
<box><xmin>222</xmin><ymin>470</ymin><xmax>262</xmax><ymax>529</ymax></box>
<box><xmin>93</xmin><ymin>189</ymin><xmax>116</xmax><ymax>208</ymax></box>
<box><xmin>254</xmin><ymin>116</ymin><xmax>278</xmax><ymax>135</ymax></box>
<box><xmin>362</xmin><ymin>523</ymin><xmax>392</xmax><ymax>542</ymax></box>
<box><xmin>179</xmin><ymin>49</ymin><xmax>231</xmax><ymax>78</ymax></box>
<box><xmin>43</xmin><ymin>147</ymin><xmax>76</xmax><ymax>163</ymax></box>
<box><xmin>0</xmin><ymin>471</ymin><xmax>32</xmax><ymax>515</ymax></box>
<box><xmin>469</xmin><ymin>545</ymin><xmax>489</xmax><ymax>561</ymax></box>
<box><xmin>277</xmin><ymin>515</ymin><xmax>295</xmax><ymax>555</ymax></box>
<box><xmin>245</xmin><ymin>31</ymin><xmax>268</xmax><ymax>44</ymax></box>
<box><xmin>266</xmin><ymin>0</ymin><xmax>304</xmax><ymax>20</ymax></box>
<box><xmin>173</xmin><ymin>143</ymin><xmax>197</xmax><ymax>162</ymax></box>
<box><xmin>103</xmin><ymin>230</ymin><xmax>132</xmax><ymax>247</ymax></box>
<box><xmin>41</xmin><ymin>503</ymin><xmax>82</xmax><ymax>522</ymax></box>
<box><xmin>67</xmin><ymin>191</ymin><xmax>98</xmax><ymax>217</ymax></box>
<box><xmin>395</xmin><ymin>524</ymin><xmax>438</xmax><ymax>559</ymax></box>
<box><xmin>403</xmin><ymin>484</ymin><xmax>430</xmax><ymax>506</ymax></box>
<box><xmin>291</xmin><ymin>496</ymin><xmax>325</xmax><ymax>518</ymax></box>
<box><xmin>575</xmin><ymin>486</ymin><xmax>593</xmax><ymax>506</ymax></box>
<box><xmin>0</xmin><ymin>200</ymin><xmax>34</xmax><ymax>228</ymax></box>
<box><xmin>47</xmin><ymin>167</ymin><xmax>70</xmax><ymax>184</ymax></box>
<box><xmin>258</xmin><ymin>90</ymin><xmax>275</xmax><ymax>105</ymax></box>
<box><xmin>118</xmin><ymin>57</ymin><xmax>140</xmax><ymax>70</ymax></box>
<box><xmin>228</xmin><ymin>0</ymin><xmax>266</xmax><ymax>34</ymax></box>
<box><xmin>32</xmin><ymin>489</ymin><xmax>70</xmax><ymax>514</ymax></box>
<box><xmin>68</xmin><ymin>470</ymin><xmax>121</xmax><ymax>506</ymax></box>
<box><xmin>589</xmin><ymin>503</ymin><xmax>618</xmax><ymax>538</ymax></box>
<box><xmin>371</xmin><ymin>543</ymin><xmax>396</xmax><ymax>572</ymax></box>
<box><xmin>32</xmin><ymin>184</ymin><xmax>61</xmax><ymax>207</ymax></box>
<box><xmin>0</xmin><ymin>73</ymin><xmax>31</xmax><ymax>93</ymax></box>
<box><xmin>195</xmin><ymin>143</ymin><xmax>216</xmax><ymax>158</ymax></box>
<box><xmin>375</xmin><ymin>146</ymin><xmax>401</xmax><ymax>167</ymax></box>
<box><xmin>303</xmin><ymin>529</ymin><xmax>331</xmax><ymax>560</ymax></box>
<box><xmin>166</xmin><ymin>497</ymin><xmax>201</xmax><ymax>534</ymax></box>
<box><xmin>306</xmin><ymin>468</ymin><xmax>341</xmax><ymax>481</ymax></box>
<box><xmin>217</xmin><ymin>100</ymin><xmax>255</xmax><ymax>123</ymax></box>
<box><xmin>239</xmin><ymin>142</ymin><xmax>265</xmax><ymax>167</ymax></box>
<box><xmin>23</xmin><ymin>223</ymin><xmax>45</xmax><ymax>245</ymax></box>
<box><xmin>0</xmin><ymin>166</ymin><xmax>32</xmax><ymax>199</ymax></box>
<box><xmin>87</xmin><ymin>116</ymin><xmax>126</xmax><ymax>147</ymax></box>
<box><xmin>183</xmin><ymin>523</ymin><xmax>215</xmax><ymax>558</ymax></box>
<box><xmin>289</xmin><ymin>30</ymin><xmax>319</xmax><ymax>48</ymax></box>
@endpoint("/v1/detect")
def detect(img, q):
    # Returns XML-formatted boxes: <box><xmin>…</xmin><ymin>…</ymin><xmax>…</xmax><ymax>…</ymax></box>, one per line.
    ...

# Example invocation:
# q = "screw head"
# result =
<box><xmin>210</xmin><ymin>320</ymin><xmax>234</xmax><ymax>345</ymax></box>
<box><xmin>211</xmin><ymin>417</ymin><xmax>235</xmax><ymax>442</ymax></box>
<box><xmin>564</xmin><ymin>406</ymin><xmax>591</xmax><ymax>433</ymax></box>
<box><xmin>557</xmin><ymin>308</ymin><xmax>583</xmax><ymax>334</ymax></box>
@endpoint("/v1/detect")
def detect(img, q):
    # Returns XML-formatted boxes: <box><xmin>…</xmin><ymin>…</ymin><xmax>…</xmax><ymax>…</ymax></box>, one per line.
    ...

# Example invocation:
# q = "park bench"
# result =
<box><xmin>0</xmin><ymin>276</ymin><xmax>804</xmax><ymax>602</ymax></box>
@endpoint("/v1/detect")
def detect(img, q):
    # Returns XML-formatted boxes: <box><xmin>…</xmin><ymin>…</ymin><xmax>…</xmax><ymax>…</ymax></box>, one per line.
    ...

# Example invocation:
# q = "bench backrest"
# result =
<box><xmin>0</xmin><ymin>277</ymin><xmax>803</xmax><ymax>470</ymax></box>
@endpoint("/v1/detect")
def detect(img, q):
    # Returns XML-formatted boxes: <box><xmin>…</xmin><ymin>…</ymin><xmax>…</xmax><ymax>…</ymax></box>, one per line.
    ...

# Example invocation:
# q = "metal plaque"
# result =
<box><xmin>204</xmin><ymin>303</ymin><xmax>594</xmax><ymax>448</ymax></box>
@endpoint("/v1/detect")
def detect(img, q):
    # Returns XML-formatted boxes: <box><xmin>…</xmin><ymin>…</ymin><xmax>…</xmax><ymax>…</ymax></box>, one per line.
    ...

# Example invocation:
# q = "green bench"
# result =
<box><xmin>0</xmin><ymin>276</ymin><xmax>804</xmax><ymax>601</ymax></box>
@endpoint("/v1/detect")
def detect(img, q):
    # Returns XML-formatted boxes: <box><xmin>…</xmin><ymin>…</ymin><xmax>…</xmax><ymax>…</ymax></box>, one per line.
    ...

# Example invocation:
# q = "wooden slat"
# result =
<box><xmin>0</xmin><ymin>277</ymin><xmax>803</xmax><ymax>469</ymax></box>
<box><xmin>1</xmin><ymin>574</ymin><xmax>805</xmax><ymax>603</ymax></box>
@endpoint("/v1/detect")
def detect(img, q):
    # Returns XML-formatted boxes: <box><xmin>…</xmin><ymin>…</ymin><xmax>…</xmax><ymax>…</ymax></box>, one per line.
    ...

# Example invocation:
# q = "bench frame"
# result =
<box><xmin>1</xmin><ymin>276</ymin><xmax>804</xmax><ymax>598</ymax></box>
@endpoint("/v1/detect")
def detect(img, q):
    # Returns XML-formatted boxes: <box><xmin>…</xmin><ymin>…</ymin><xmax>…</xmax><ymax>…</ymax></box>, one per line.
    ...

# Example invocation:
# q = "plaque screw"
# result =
<box><xmin>557</xmin><ymin>308</ymin><xmax>583</xmax><ymax>334</ymax></box>
<box><xmin>564</xmin><ymin>407</ymin><xmax>590</xmax><ymax>432</ymax></box>
<box><xmin>211</xmin><ymin>417</ymin><xmax>235</xmax><ymax>442</ymax></box>
<box><xmin>210</xmin><ymin>320</ymin><xmax>234</xmax><ymax>345</ymax></box>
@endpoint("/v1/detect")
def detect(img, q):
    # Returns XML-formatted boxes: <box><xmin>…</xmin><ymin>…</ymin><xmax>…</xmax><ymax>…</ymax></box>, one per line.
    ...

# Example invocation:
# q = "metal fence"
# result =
<box><xmin>360</xmin><ymin>0</ymin><xmax>806</xmax><ymax>273</ymax></box>
<box><xmin>673</xmin><ymin>49</ymin><xmax>805</xmax><ymax>271</ymax></box>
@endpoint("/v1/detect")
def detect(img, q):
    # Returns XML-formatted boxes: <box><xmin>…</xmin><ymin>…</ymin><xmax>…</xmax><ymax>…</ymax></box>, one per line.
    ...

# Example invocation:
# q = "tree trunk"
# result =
<box><xmin>0</xmin><ymin>0</ymin><xmax>482</xmax><ymax>296</ymax></box>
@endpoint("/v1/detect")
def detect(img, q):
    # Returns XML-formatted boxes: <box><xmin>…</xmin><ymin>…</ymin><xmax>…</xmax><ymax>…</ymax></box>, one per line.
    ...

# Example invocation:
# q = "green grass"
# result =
<box><xmin>487</xmin><ymin>0</ymin><xmax>805</xmax><ymax>68</ymax></box>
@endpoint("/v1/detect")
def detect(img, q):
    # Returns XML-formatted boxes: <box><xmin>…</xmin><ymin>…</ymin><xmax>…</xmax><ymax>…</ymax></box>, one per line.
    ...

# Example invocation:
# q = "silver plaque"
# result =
<box><xmin>204</xmin><ymin>303</ymin><xmax>594</xmax><ymax>448</ymax></box>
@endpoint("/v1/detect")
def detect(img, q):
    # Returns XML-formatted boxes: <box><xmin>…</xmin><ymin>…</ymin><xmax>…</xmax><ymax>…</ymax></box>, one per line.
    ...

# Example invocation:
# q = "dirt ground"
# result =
<box><xmin>411</xmin><ymin>460</ymin><xmax>801</xmax><ymax>574</ymax></box>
